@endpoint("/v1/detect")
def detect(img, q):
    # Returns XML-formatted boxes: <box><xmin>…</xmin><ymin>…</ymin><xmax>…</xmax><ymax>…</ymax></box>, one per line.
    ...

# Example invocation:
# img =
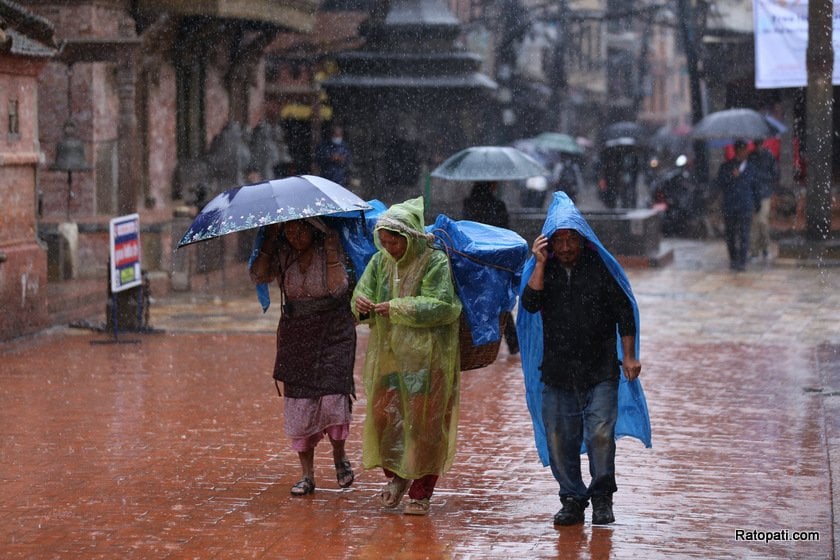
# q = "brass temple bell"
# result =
<box><xmin>51</xmin><ymin>119</ymin><xmax>91</xmax><ymax>220</ymax></box>
<box><xmin>51</xmin><ymin>120</ymin><xmax>91</xmax><ymax>172</ymax></box>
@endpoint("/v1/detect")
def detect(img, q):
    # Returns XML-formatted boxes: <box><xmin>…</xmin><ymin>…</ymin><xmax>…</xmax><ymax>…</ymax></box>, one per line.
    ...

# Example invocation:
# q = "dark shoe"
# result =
<box><xmin>335</xmin><ymin>459</ymin><xmax>355</xmax><ymax>488</ymax></box>
<box><xmin>290</xmin><ymin>477</ymin><xmax>315</xmax><ymax>496</ymax></box>
<box><xmin>553</xmin><ymin>497</ymin><xmax>586</xmax><ymax>526</ymax></box>
<box><xmin>591</xmin><ymin>494</ymin><xmax>615</xmax><ymax>525</ymax></box>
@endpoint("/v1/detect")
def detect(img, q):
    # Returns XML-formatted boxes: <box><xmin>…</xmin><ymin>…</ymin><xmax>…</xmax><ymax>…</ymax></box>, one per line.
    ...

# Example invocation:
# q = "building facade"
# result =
<box><xmin>0</xmin><ymin>1</ymin><xmax>58</xmax><ymax>340</ymax></box>
<box><xmin>2</xmin><ymin>0</ymin><xmax>318</xmax><ymax>341</ymax></box>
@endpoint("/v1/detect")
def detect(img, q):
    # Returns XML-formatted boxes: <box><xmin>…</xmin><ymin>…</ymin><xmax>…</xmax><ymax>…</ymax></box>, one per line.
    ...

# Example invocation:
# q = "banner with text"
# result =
<box><xmin>109</xmin><ymin>213</ymin><xmax>142</xmax><ymax>293</ymax></box>
<box><xmin>754</xmin><ymin>0</ymin><xmax>840</xmax><ymax>88</ymax></box>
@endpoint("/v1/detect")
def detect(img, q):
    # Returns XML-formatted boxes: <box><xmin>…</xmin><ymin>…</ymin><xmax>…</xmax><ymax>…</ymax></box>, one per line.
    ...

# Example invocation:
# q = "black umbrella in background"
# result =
<box><xmin>602</xmin><ymin>121</ymin><xmax>646</xmax><ymax>148</ymax></box>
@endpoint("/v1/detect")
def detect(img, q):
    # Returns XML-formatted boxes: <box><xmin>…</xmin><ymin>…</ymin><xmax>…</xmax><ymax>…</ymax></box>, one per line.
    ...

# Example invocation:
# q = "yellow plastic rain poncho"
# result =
<box><xmin>351</xmin><ymin>197</ymin><xmax>463</xmax><ymax>479</ymax></box>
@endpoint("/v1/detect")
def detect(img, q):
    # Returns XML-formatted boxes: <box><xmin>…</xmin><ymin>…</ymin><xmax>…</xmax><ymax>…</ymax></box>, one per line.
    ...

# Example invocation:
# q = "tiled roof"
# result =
<box><xmin>0</xmin><ymin>0</ymin><xmax>58</xmax><ymax>58</ymax></box>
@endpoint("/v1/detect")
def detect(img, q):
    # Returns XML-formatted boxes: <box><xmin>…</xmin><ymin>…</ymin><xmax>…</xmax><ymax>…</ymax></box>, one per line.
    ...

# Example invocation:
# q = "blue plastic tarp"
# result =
<box><xmin>428</xmin><ymin>215</ymin><xmax>528</xmax><ymax>345</ymax></box>
<box><xmin>323</xmin><ymin>199</ymin><xmax>387</xmax><ymax>278</ymax></box>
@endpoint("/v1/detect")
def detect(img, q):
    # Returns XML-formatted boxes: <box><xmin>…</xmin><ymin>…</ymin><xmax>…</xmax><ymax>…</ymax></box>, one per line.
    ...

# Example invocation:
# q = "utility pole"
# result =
<box><xmin>549</xmin><ymin>0</ymin><xmax>569</xmax><ymax>132</ymax></box>
<box><xmin>805</xmin><ymin>0</ymin><xmax>833</xmax><ymax>240</ymax></box>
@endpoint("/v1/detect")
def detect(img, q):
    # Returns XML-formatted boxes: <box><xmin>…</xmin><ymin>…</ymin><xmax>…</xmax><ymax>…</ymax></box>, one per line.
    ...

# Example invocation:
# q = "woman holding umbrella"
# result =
<box><xmin>351</xmin><ymin>197</ymin><xmax>462</xmax><ymax>515</ymax></box>
<box><xmin>250</xmin><ymin>218</ymin><xmax>357</xmax><ymax>496</ymax></box>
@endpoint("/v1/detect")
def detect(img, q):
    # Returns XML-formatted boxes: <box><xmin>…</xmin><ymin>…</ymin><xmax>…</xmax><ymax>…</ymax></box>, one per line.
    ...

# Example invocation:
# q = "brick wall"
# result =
<box><xmin>0</xmin><ymin>57</ymin><xmax>50</xmax><ymax>340</ymax></box>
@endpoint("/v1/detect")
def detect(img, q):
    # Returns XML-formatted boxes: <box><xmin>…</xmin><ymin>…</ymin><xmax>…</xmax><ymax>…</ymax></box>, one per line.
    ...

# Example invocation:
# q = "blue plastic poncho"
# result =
<box><xmin>516</xmin><ymin>192</ymin><xmax>652</xmax><ymax>466</ymax></box>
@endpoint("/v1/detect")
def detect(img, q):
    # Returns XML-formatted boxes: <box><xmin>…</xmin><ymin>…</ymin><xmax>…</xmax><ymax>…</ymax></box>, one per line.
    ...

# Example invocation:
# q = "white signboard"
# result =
<box><xmin>754</xmin><ymin>0</ymin><xmax>840</xmax><ymax>89</ymax></box>
<box><xmin>109</xmin><ymin>213</ymin><xmax>142</xmax><ymax>293</ymax></box>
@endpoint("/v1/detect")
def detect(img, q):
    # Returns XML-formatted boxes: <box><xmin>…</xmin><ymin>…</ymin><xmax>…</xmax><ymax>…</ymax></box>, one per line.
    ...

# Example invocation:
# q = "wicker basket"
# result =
<box><xmin>459</xmin><ymin>312</ymin><xmax>509</xmax><ymax>371</ymax></box>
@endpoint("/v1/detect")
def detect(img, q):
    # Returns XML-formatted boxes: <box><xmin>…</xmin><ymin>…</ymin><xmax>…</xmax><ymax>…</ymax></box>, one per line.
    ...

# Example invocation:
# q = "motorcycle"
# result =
<box><xmin>648</xmin><ymin>155</ymin><xmax>706</xmax><ymax>238</ymax></box>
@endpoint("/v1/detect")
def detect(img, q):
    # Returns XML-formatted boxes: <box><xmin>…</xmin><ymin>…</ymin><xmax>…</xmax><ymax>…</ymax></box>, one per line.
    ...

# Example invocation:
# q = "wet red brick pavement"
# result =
<box><xmin>1</xmin><ymin>238</ymin><xmax>839</xmax><ymax>559</ymax></box>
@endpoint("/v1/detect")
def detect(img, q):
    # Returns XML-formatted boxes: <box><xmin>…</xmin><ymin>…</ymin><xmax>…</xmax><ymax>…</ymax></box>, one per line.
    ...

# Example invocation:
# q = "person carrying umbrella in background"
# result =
<box><xmin>250</xmin><ymin>217</ymin><xmax>357</xmax><ymax>496</ymax></box>
<box><xmin>715</xmin><ymin>140</ymin><xmax>761</xmax><ymax>271</ymax></box>
<box><xmin>747</xmin><ymin>137</ymin><xmax>779</xmax><ymax>261</ymax></box>
<box><xmin>351</xmin><ymin>197</ymin><xmax>462</xmax><ymax>516</ymax></box>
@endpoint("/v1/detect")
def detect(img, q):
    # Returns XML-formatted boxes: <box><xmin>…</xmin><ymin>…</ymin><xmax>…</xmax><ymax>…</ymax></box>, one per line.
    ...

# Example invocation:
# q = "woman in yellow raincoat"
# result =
<box><xmin>351</xmin><ymin>197</ymin><xmax>462</xmax><ymax>515</ymax></box>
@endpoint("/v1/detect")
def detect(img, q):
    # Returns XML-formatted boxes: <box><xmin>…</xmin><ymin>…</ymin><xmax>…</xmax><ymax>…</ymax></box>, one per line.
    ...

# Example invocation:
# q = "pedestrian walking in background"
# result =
<box><xmin>250</xmin><ymin>218</ymin><xmax>357</xmax><ymax>496</ymax></box>
<box><xmin>517</xmin><ymin>192</ymin><xmax>650</xmax><ymax>527</ymax></box>
<box><xmin>315</xmin><ymin>125</ymin><xmax>352</xmax><ymax>186</ymax></box>
<box><xmin>748</xmin><ymin>138</ymin><xmax>779</xmax><ymax>260</ymax></box>
<box><xmin>462</xmin><ymin>181</ymin><xmax>509</xmax><ymax>227</ymax></box>
<box><xmin>462</xmin><ymin>181</ymin><xmax>519</xmax><ymax>354</ymax></box>
<box><xmin>351</xmin><ymin>197</ymin><xmax>463</xmax><ymax>516</ymax></box>
<box><xmin>716</xmin><ymin>139</ymin><xmax>761</xmax><ymax>271</ymax></box>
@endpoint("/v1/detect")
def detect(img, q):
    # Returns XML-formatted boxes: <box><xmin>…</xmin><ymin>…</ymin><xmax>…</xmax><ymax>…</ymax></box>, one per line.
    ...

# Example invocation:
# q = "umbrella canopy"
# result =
<box><xmin>603</xmin><ymin>121</ymin><xmax>646</xmax><ymax>148</ymax></box>
<box><xmin>511</xmin><ymin>138</ymin><xmax>543</xmax><ymax>159</ymax></box>
<box><xmin>177</xmin><ymin>175</ymin><xmax>371</xmax><ymax>248</ymax></box>
<box><xmin>691</xmin><ymin>108</ymin><xmax>774</xmax><ymax>140</ymax></box>
<box><xmin>431</xmin><ymin>146</ymin><xmax>549</xmax><ymax>182</ymax></box>
<box><xmin>533</xmin><ymin>132</ymin><xmax>584</xmax><ymax>155</ymax></box>
<box><xmin>650</xmin><ymin>124</ymin><xmax>693</xmax><ymax>155</ymax></box>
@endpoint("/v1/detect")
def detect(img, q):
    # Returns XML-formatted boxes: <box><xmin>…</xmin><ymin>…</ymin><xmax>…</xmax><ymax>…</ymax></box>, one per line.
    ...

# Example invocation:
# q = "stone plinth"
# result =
<box><xmin>776</xmin><ymin>234</ymin><xmax>840</xmax><ymax>267</ymax></box>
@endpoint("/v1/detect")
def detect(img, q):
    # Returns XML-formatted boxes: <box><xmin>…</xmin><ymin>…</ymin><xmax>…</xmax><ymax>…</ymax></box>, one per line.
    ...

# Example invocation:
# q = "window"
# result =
<box><xmin>8</xmin><ymin>99</ymin><xmax>19</xmax><ymax>137</ymax></box>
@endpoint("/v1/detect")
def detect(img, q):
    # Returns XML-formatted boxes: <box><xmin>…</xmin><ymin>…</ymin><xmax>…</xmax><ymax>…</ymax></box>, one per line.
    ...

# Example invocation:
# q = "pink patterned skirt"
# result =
<box><xmin>283</xmin><ymin>394</ymin><xmax>351</xmax><ymax>452</ymax></box>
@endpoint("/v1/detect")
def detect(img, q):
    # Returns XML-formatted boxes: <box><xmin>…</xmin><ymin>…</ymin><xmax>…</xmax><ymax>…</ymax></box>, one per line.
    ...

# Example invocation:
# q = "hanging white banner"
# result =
<box><xmin>754</xmin><ymin>0</ymin><xmax>840</xmax><ymax>89</ymax></box>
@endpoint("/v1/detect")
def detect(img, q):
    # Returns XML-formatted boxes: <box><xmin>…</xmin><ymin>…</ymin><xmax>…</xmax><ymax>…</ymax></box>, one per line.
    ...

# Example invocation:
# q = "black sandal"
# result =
<box><xmin>335</xmin><ymin>460</ymin><xmax>355</xmax><ymax>488</ymax></box>
<box><xmin>290</xmin><ymin>477</ymin><xmax>315</xmax><ymax>496</ymax></box>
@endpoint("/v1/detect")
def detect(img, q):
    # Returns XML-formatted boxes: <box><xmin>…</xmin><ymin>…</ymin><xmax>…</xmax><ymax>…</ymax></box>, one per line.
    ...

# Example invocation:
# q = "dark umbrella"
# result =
<box><xmin>603</xmin><ymin>121</ymin><xmax>646</xmax><ymax>148</ymax></box>
<box><xmin>431</xmin><ymin>146</ymin><xmax>549</xmax><ymax>182</ymax></box>
<box><xmin>650</xmin><ymin>124</ymin><xmax>693</xmax><ymax>156</ymax></box>
<box><xmin>691</xmin><ymin>108</ymin><xmax>774</xmax><ymax>140</ymax></box>
<box><xmin>177</xmin><ymin>175</ymin><xmax>371</xmax><ymax>248</ymax></box>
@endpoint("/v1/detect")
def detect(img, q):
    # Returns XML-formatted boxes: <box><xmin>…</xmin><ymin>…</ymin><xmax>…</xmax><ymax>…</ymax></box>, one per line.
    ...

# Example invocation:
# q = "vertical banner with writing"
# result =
<box><xmin>754</xmin><ymin>0</ymin><xmax>840</xmax><ymax>89</ymax></box>
<box><xmin>109</xmin><ymin>213</ymin><xmax>142</xmax><ymax>293</ymax></box>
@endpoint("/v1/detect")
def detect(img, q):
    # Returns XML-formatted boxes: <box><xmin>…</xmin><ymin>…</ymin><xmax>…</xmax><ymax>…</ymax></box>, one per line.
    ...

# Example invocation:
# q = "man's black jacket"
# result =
<box><xmin>521</xmin><ymin>249</ymin><xmax>635</xmax><ymax>391</ymax></box>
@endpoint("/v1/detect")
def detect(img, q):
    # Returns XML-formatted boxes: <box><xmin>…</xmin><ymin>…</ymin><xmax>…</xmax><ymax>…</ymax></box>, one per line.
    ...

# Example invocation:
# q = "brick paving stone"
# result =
<box><xmin>1</xmin><ymin>238</ymin><xmax>838</xmax><ymax>559</ymax></box>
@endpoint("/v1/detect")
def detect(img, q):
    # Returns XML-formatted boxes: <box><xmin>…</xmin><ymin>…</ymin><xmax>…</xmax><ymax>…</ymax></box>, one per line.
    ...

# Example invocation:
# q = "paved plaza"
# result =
<box><xmin>1</xmin><ymin>238</ymin><xmax>839</xmax><ymax>559</ymax></box>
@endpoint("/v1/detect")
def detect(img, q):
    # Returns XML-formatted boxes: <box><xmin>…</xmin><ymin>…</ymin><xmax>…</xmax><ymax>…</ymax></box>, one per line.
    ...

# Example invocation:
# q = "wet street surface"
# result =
<box><xmin>1</xmin><ymin>238</ymin><xmax>839</xmax><ymax>559</ymax></box>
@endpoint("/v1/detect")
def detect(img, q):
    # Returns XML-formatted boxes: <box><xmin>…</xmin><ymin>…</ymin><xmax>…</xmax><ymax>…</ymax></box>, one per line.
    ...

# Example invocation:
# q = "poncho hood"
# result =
<box><xmin>373</xmin><ymin>196</ymin><xmax>432</xmax><ymax>264</ymax></box>
<box><xmin>516</xmin><ymin>192</ymin><xmax>652</xmax><ymax>466</ymax></box>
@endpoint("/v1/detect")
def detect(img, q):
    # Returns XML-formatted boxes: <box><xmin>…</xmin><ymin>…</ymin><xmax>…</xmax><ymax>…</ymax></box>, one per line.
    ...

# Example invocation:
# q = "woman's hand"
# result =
<box><xmin>373</xmin><ymin>302</ymin><xmax>390</xmax><ymax>317</ymax></box>
<box><xmin>355</xmin><ymin>295</ymin><xmax>375</xmax><ymax>315</ymax></box>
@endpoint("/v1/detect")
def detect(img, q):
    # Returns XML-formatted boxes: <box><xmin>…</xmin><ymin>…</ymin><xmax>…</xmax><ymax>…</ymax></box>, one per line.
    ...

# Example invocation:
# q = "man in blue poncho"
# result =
<box><xmin>518</xmin><ymin>192</ymin><xmax>650</xmax><ymax>527</ymax></box>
